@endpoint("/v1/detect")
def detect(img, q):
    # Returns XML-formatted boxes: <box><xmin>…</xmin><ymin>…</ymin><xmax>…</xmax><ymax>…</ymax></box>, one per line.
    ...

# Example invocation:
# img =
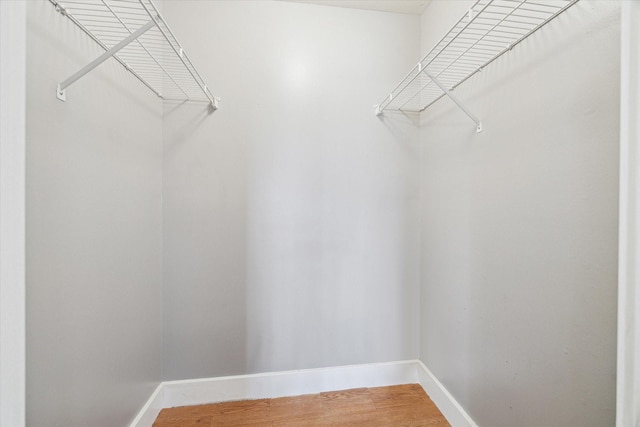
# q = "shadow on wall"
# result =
<box><xmin>243</xmin><ymin>108</ymin><xmax>419</xmax><ymax>374</ymax></box>
<box><xmin>162</xmin><ymin>99</ymin><xmax>250</xmax><ymax>380</ymax></box>
<box><xmin>163</xmin><ymin>101</ymin><xmax>216</xmax><ymax>156</ymax></box>
<box><xmin>377</xmin><ymin>110</ymin><xmax>421</xmax><ymax>140</ymax></box>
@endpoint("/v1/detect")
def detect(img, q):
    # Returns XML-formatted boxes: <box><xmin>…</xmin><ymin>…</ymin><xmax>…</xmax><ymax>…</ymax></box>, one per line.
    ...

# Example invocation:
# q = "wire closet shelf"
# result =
<box><xmin>375</xmin><ymin>0</ymin><xmax>580</xmax><ymax>132</ymax></box>
<box><xmin>49</xmin><ymin>0</ymin><xmax>218</xmax><ymax>108</ymax></box>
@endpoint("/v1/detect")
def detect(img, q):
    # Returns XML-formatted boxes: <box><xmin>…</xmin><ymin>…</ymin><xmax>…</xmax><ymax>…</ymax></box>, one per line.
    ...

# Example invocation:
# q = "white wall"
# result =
<box><xmin>25</xmin><ymin>1</ymin><xmax>163</xmax><ymax>425</ymax></box>
<box><xmin>162</xmin><ymin>1</ymin><xmax>421</xmax><ymax>380</ymax></box>
<box><xmin>0</xmin><ymin>2</ymin><xmax>26</xmax><ymax>426</ymax></box>
<box><xmin>419</xmin><ymin>1</ymin><xmax>620</xmax><ymax>426</ymax></box>
<box><xmin>618</xmin><ymin>1</ymin><xmax>640</xmax><ymax>426</ymax></box>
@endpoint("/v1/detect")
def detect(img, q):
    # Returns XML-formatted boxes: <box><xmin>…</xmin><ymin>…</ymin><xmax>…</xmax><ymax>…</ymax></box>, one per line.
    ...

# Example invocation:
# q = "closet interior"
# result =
<box><xmin>5</xmin><ymin>0</ymin><xmax>625</xmax><ymax>425</ymax></box>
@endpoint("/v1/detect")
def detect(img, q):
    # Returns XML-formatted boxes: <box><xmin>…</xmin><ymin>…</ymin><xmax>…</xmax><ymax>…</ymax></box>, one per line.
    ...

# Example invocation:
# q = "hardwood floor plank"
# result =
<box><xmin>372</xmin><ymin>406</ymin><xmax>449</xmax><ymax>426</ymax></box>
<box><xmin>209</xmin><ymin>401</ymin><xmax>270</xmax><ymax>426</ymax></box>
<box><xmin>213</xmin><ymin>399</ymin><xmax>271</xmax><ymax>415</ymax></box>
<box><xmin>153</xmin><ymin>384</ymin><xmax>451</xmax><ymax>427</ymax></box>
<box><xmin>320</xmin><ymin>387</ymin><xmax>374</xmax><ymax>416</ymax></box>
<box><xmin>320</xmin><ymin>388</ymin><xmax>372</xmax><ymax>407</ymax></box>
<box><xmin>153</xmin><ymin>415</ymin><xmax>212</xmax><ymax>427</ymax></box>
<box><xmin>369</xmin><ymin>384</ymin><xmax>430</xmax><ymax>410</ymax></box>
<box><xmin>270</xmin><ymin>394</ymin><xmax>325</xmax><ymax>422</ymax></box>
<box><xmin>210</xmin><ymin>418</ymin><xmax>270</xmax><ymax>427</ymax></box>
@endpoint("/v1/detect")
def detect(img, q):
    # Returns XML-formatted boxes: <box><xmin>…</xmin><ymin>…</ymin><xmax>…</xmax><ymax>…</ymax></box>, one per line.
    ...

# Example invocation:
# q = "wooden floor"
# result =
<box><xmin>153</xmin><ymin>383</ymin><xmax>450</xmax><ymax>426</ymax></box>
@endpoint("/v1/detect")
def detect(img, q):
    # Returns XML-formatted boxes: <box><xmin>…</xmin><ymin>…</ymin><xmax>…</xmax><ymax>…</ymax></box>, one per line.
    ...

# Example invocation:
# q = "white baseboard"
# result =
<box><xmin>129</xmin><ymin>384</ymin><xmax>164</xmax><ymax>427</ymax></box>
<box><xmin>130</xmin><ymin>359</ymin><xmax>477</xmax><ymax>427</ymax></box>
<box><xmin>416</xmin><ymin>360</ymin><xmax>478</xmax><ymax>427</ymax></box>
<box><xmin>162</xmin><ymin>360</ymin><xmax>419</xmax><ymax>408</ymax></box>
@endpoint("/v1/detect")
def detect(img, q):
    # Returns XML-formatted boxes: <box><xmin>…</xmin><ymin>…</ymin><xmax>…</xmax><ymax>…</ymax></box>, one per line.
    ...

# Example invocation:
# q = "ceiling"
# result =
<box><xmin>278</xmin><ymin>0</ymin><xmax>432</xmax><ymax>15</ymax></box>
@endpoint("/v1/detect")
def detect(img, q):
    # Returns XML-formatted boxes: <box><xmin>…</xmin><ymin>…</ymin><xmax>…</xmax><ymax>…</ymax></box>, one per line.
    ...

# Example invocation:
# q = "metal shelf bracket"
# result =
<box><xmin>422</xmin><ymin>69</ymin><xmax>482</xmax><ymax>133</ymax></box>
<box><xmin>56</xmin><ymin>19</ymin><xmax>156</xmax><ymax>101</ymax></box>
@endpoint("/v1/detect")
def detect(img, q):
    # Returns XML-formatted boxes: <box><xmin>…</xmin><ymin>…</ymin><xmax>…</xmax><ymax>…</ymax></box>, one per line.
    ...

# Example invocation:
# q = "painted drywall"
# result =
<box><xmin>162</xmin><ymin>1</ymin><xmax>421</xmax><ymax>380</ymax></box>
<box><xmin>0</xmin><ymin>2</ymin><xmax>26</xmax><ymax>426</ymax></box>
<box><xmin>418</xmin><ymin>1</ymin><xmax>620</xmax><ymax>426</ymax></box>
<box><xmin>25</xmin><ymin>1</ymin><xmax>163</xmax><ymax>426</ymax></box>
<box><xmin>618</xmin><ymin>2</ymin><xmax>640</xmax><ymax>425</ymax></box>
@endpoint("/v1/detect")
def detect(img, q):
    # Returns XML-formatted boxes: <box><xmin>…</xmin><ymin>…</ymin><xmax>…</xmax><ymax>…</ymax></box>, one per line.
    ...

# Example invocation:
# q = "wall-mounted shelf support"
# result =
<box><xmin>56</xmin><ymin>20</ymin><xmax>156</xmax><ymax>101</ymax></box>
<box><xmin>50</xmin><ymin>0</ymin><xmax>219</xmax><ymax>109</ymax></box>
<box><xmin>422</xmin><ymin>69</ymin><xmax>482</xmax><ymax>133</ymax></box>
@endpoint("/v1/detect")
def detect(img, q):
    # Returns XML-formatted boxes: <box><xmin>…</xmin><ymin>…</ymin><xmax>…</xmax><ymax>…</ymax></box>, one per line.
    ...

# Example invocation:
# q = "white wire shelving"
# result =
<box><xmin>49</xmin><ymin>0</ymin><xmax>219</xmax><ymax>109</ymax></box>
<box><xmin>375</xmin><ymin>0</ymin><xmax>580</xmax><ymax>132</ymax></box>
